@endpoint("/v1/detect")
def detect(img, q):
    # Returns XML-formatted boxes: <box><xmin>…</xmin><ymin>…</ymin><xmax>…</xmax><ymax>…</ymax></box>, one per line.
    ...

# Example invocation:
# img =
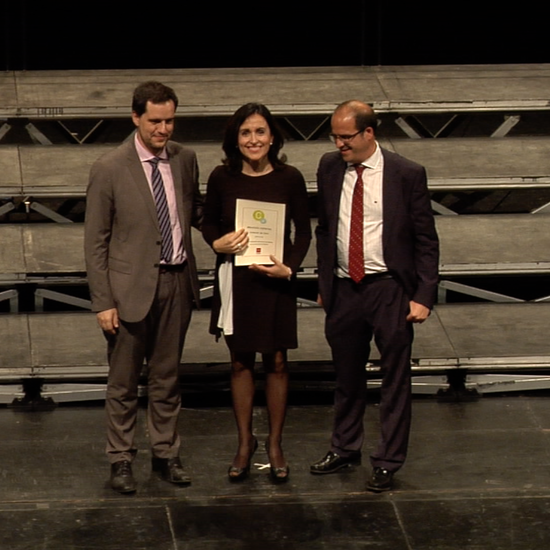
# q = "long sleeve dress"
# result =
<box><xmin>202</xmin><ymin>164</ymin><xmax>311</xmax><ymax>353</ymax></box>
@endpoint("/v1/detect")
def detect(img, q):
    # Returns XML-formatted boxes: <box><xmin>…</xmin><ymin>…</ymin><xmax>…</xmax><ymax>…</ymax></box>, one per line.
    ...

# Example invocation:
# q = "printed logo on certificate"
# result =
<box><xmin>234</xmin><ymin>199</ymin><xmax>285</xmax><ymax>266</ymax></box>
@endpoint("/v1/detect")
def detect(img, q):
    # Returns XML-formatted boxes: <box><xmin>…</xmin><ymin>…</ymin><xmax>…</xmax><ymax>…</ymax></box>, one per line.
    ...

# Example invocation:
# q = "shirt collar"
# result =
<box><xmin>347</xmin><ymin>140</ymin><xmax>381</xmax><ymax>171</ymax></box>
<box><xmin>134</xmin><ymin>132</ymin><xmax>168</xmax><ymax>162</ymax></box>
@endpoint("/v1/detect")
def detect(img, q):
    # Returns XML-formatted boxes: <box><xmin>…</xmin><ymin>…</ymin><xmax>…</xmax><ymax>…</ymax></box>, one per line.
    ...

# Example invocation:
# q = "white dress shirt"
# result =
<box><xmin>336</xmin><ymin>141</ymin><xmax>387</xmax><ymax>278</ymax></box>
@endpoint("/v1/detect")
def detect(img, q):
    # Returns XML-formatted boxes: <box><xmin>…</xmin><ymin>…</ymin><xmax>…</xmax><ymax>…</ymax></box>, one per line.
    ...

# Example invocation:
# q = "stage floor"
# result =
<box><xmin>1</xmin><ymin>393</ymin><xmax>549</xmax><ymax>549</ymax></box>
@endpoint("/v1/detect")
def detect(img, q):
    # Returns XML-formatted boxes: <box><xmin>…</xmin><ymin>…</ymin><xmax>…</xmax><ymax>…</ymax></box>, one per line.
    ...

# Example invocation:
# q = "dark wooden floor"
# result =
<box><xmin>1</xmin><ymin>391</ymin><xmax>549</xmax><ymax>549</ymax></box>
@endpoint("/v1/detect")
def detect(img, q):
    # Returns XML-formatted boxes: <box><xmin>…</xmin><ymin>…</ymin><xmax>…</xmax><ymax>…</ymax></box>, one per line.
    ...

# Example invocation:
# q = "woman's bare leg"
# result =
<box><xmin>229</xmin><ymin>350</ymin><xmax>257</xmax><ymax>474</ymax></box>
<box><xmin>263</xmin><ymin>349</ymin><xmax>289</xmax><ymax>475</ymax></box>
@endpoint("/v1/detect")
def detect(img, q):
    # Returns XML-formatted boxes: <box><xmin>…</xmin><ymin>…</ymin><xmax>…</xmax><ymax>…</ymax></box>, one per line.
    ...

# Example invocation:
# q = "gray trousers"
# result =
<box><xmin>104</xmin><ymin>266</ymin><xmax>193</xmax><ymax>464</ymax></box>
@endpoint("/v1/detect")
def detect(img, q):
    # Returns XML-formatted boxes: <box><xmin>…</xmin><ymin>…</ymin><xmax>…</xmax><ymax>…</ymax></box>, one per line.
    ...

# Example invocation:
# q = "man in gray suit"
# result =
<box><xmin>85</xmin><ymin>81</ymin><xmax>203</xmax><ymax>493</ymax></box>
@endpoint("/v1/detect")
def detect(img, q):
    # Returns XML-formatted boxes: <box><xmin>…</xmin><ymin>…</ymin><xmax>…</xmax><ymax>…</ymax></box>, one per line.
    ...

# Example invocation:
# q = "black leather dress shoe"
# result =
<box><xmin>152</xmin><ymin>456</ymin><xmax>191</xmax><ymax>485</ymax></box>
<box><xmin>366</xmin><ymin>467</ymin><xmax>394</xmax><ymax>492</ymax></box>
<box><xmin>110</xmin><ymin>460</ymin><xmax>137</xmax><ymax>494</ymax></box>
<box><xmin>310</xmin><ymin>451</ymin><xmax>361</xmax><ymax>475</ymax></box>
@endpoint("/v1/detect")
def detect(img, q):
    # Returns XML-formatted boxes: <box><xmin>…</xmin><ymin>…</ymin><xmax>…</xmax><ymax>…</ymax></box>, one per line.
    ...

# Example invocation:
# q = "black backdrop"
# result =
<box><xmin>1</xmin><ymin>1</ymin><xmax>548</xmax><ymax>70</ymax></box>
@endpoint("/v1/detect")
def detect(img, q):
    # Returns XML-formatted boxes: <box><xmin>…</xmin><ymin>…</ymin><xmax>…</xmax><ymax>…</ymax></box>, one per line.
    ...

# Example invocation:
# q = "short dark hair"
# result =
<box><xmin>222</xmin><ymin>103</ymin><xmax>286</xmax><ymax>175</ymax></box>
<box><xmin>132</xmin><ymin>81</ymin><xmax>179</xmax><ymax>116</ymax></box>
<box><xmin>334</xmin><ymin>100</ymin><xmax>377</xmax><ymax>132</ymax></box>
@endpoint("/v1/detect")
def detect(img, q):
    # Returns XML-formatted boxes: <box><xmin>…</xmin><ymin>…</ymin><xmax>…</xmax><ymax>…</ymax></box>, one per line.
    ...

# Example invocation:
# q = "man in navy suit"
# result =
<box><xmin>310</xmin><ymin>100</ymin><xmax>439</xmax><ymax>491</ymax></box>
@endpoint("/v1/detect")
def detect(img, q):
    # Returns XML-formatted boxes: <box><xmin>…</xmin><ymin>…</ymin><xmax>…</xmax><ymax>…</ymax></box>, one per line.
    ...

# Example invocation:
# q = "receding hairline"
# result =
<box><xmin>333</xmin><ymin>100</ymin><xmax>375</xmax><ymax>119</ymax></box>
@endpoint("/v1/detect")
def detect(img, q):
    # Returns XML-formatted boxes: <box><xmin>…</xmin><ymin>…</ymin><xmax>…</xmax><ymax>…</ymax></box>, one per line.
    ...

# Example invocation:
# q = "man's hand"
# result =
<box><xmin>97</xmin><ymin>308</ymin><xmax>119</xmax><ymax>334</ymax></box>
<box><xmin>249</xmin><ymin>256</ymin><xmax>292</xmax><ymax>279</ymax></box>
<box><xmin>406</xmin><ymin>301</ymin><xmax>430</xmax><ymax>323</ymax></box>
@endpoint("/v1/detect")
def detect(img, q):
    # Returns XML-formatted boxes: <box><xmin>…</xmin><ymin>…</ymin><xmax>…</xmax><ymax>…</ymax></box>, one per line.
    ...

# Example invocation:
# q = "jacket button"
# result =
<box><xmin>154</xmin><ymin>263</ymin><xmax>160</xmax><ymax>268</ymax></box>
<box><xmin>156</xmin><ymin>241</ymin><xmax>161</xmax><ymax>245</ymax></box>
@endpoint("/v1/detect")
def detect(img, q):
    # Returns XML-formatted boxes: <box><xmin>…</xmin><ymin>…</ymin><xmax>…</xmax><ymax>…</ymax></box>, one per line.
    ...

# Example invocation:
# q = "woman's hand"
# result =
<box><xmin>249</xmin><ymin>255</ymin><xmax>292</xmax><ymax>279</ymax></box>
<box><xmin>213</xmin><ymin>228</ymin><xmax>249</xmax><ymax>254</ymax></box>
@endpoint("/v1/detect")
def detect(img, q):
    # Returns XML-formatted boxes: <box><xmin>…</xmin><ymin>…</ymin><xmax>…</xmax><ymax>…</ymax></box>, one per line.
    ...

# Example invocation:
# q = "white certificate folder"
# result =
<box><xmin>234</xmin><ymin>199</ymin><xmax>285</xmax><ymax>266</ymax></box>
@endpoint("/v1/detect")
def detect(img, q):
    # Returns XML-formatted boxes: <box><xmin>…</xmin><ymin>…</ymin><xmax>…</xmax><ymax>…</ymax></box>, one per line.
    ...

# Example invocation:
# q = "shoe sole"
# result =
<box><xmin>366</xmin><ymin>484</ymin><xmax>392</xmax><ymax>493</ymax></box>
<box><xmin>111</xmin><ymin>484</ymin><xmax>137</xmax><ymax>494</ymax></box>
<box><xmin>167</xmin><ymin>479</ymin><xmax>191</xmax><ymax>485</ymax></box>
<box><xmin>310</xmin><ymin>460</ymin><xmax>361</xmax><ymax>475</ymax></box>
<box><xmin>154</xmin><ymin>472</ymin><xmax>191</xmax><ymax>485</ymax></box>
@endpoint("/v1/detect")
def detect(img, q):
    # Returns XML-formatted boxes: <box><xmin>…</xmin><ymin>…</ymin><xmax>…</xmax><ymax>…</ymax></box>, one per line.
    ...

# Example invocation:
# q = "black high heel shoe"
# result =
<box><xmin>265</xmin><ymin>441</ymin><xmax>289</xmax><ymax>483</ymax></box>
<box><xmin>228</xmin><ymin>437</ymin><xmax>258</xmax><ymax>482</ymax></box>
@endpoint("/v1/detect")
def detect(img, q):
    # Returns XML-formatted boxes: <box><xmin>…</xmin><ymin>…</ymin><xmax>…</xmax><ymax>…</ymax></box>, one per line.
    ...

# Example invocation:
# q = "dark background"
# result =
<box><xmin>1</xmin><ymin>1</ymin><xmax>547</xmax><ymax>71</ymax></box>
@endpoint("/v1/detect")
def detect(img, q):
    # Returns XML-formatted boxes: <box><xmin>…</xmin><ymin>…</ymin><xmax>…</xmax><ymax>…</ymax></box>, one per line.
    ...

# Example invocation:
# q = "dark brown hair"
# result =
<box><xmin>132</xmin><ymin>81</ymin><xmax>179</xmax><ymax>116</ymax></box>
<box><xmin>222</xmin><ymin>103</ymin><xmax>286</xmax><ymax>175</ymax></box>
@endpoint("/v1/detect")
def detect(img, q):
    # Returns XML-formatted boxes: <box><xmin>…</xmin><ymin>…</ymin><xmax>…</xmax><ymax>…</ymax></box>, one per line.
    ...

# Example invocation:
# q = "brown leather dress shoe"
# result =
<box><xmin>110</xmin><ymin>460</ymin><xmax>137</xmax><ymax>493</ymax></box>
<box><xmin>152</xmin><ymin>456</ymin><xmax>191</xmax><ymax>485</ymax></box>
<box><xmin>310</xmin><ymin>451</ymin><xmax>361</xmax><ymax>475</ymax></box>
<box><xmin>366</xmin><ymin>467</ymin><xmax>394</xmax><ymax>492</ymax></box>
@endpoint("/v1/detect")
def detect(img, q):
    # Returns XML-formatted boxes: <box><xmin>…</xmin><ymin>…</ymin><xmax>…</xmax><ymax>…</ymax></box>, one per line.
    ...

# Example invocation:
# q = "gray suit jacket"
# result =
<box><xmin>84</xmin><ymin>137</ymin><xmax>203</xmax><ymax>323</ymax></box>
<box><xmin>316</xmin><ymin>148</ymin><xmax>439</xmax><ymax>312</ymax></box>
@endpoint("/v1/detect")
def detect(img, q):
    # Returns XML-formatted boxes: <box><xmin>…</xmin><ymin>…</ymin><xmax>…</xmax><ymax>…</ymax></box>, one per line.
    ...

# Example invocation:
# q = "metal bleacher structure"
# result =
<box><xmin>2</xmin><ymin>64</ymin><xmax>550</xmax><ymax>403</ymax></box>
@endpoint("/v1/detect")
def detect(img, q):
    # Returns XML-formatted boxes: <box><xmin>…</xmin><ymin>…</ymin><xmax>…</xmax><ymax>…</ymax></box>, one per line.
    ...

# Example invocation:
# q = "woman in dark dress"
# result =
<box><xmin>202</xmin><ymin>103</ymin><xmax>311</xmax><ymax>482</ymax></box>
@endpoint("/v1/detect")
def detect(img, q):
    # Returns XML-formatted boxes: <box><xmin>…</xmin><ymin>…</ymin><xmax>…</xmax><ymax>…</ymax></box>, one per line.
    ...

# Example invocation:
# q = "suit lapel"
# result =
<box><xmin>329</xmin><ymin>155</ymin><xmax>346</xmax><ymax>234</ymax></box>
<box><xmin>381</xmin><ymin>149</ymin><xmax>400</xmax><ymax>247</ymax></box>
<box><xmin>167</xmin><ymin>143</ymin><xmax>187</xmax><ymax>234</ymax></box>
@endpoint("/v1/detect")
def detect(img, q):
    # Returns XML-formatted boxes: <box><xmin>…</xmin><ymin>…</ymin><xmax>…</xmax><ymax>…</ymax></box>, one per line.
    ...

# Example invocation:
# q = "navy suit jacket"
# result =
<box><xmin>315</xmin><ymin>148</ymin><xmax>439</xmax><ymax>312</ymax></box>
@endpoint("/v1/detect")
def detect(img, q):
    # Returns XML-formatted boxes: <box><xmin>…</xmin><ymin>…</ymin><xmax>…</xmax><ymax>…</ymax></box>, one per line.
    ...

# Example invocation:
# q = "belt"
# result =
<box><xmin>354</xmin><ymin>272</ymin><xmax>392</xmax><ymax>285</ymax></box>
<box><xmin>159</xmin><ymin>263</ymin><xmax>186</xmax><ymax>273</ymax></box>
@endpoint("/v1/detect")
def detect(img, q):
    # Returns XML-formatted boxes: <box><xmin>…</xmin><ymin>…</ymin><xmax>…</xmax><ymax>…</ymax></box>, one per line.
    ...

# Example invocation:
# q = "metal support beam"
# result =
<box><xmin>199</xmin><ymin>285</ymin><xmax>214</xmax><ymax>300</ymax></box>
<box><xmin>0</xmin><ymin>122</ymin><xmax>12</xmax><ymax>141</ymax></box>
<box><xmin>25</xmin><ymin>122</ymin><xmax>53</xmax><ymax>145</ymax></box>
<box><xmin>29</xmin><ymin>201</ymin><xmax>73</xmax><ymax>223</ymax></box>
<box><xmin>438</xmin><ymin>280</ymin><xmax>524</xmax><ymax>302</ymax></box>
<box><xmin>280</xmin><ymin>116</ymin><xmax>330</xmax><ymax>141</ymax></box>
<box><xmin>297</xmin><ymin>298</ymin><xmax>319</xmax><ymax>307</ymax></box>
<box><xmin>56</xmin><ymin>120</ymin><xmax>104</xmax><ymax>144</ymax></box>
<box><xmin>437</xmin><ymin>284</ymin><xmax>448</xmax><ymax>304</ymax></box>
<box><xmin>395</xmin><ymin>116</ymin><xmax>424</xmax><ymax>139</ymax></box>
<box><xmin>465</xmin><ymin>374</ymin><xmax>550</xmax><ymax>393</ymax></box>
<box><xmin>491</xmin><ymin>115</ymin><xmax>521</xmax><ymax>138</ymax></box>
<box><xmin>10</xmin><ymin>379</ymin><xmax>56</xmax><ymax>411</ymax></box>
<box><xmin>394</xmin><ymin>115</ymin><xmax>464</xmax><ymax>139</ymax></box>
<box><xmin>531</xmin><ymin>202</ymin><xmax>550</xmax><ymax>214</ymax></box>
<box><xmin>297</xmin><ymin>267</ymin><xmax>317</xmax><ymax>280</ymax></box>
<box><xmin>0</xmin><ymin>202</ymin><xmax>15</xmax><ymax>216</ymax></box>
<box><xmin>0</xmin><ymin>289</ymin><xmax>18</xmax><ymax>311</ymax></box>
<box><xmin>42</xmin><ymin>384</ymin><xmax>108</xmax><ymax>402</ymax></box>
<box><xmin>369</xmin><ymin>375</ymin><xmax>451</xmax><ymax>395</ymax></box>
<box><xmin>431</xmin><ymin>201</ymin><xmax>458</xmax><ymax>215</ymax></box>
<box><xmin>34</xmin><ymin>289</ymin><xmax>91</xmax><ymax>311</ymax></box>
<box><xmin>433</xmin><ymin>115</ymin><xmax>464</xmax><ymax>138</ymax></box>
<box><xmin>0</xmin><ymin>385</ymin><xmax>24</xmax><ymax>405</ymax></box>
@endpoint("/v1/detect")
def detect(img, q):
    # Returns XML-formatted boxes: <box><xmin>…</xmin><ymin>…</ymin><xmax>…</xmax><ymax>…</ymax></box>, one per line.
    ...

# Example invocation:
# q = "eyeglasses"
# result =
<box><xmin>328</xmin><ymin>130</ymin><xmax>364</xmax><ymax>144</ymax></box>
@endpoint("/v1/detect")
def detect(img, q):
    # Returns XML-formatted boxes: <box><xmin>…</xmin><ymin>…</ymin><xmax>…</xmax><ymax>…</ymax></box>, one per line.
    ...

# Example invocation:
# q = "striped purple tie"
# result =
<box><xmin>148</xmin><ymin>157</ymin><xmax>174</xmax><ymax>263</ymax></box>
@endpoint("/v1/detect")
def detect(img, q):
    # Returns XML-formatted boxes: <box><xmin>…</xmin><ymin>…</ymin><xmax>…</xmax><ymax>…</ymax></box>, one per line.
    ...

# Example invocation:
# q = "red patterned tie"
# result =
<box><xmin>349</xmin><ymin>164</ymin><xmax>365</xmax><ymax>283</ymax></box>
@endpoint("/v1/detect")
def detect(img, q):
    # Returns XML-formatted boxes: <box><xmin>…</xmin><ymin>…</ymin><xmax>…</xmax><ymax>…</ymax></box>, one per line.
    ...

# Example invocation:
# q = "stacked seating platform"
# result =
<box><xmin>2</xmin><ymin>64</ymin><xmax>550</xmax><ymax>399</ymax></box>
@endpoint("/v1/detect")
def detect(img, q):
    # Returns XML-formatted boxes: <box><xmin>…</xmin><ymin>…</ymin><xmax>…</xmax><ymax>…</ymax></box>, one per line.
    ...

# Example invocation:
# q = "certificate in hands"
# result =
<box><xmin>235</xmin><ymin>199</ymin><xmax>285</xmax><ymax>266</ymax></box>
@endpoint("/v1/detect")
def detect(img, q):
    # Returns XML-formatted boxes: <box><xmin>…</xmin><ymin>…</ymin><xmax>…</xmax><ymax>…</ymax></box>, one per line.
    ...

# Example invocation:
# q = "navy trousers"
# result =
<box><xmin>325</xmin><ymin>275</ymin><xmax>413</xmax><ymax>472</ymax></box>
